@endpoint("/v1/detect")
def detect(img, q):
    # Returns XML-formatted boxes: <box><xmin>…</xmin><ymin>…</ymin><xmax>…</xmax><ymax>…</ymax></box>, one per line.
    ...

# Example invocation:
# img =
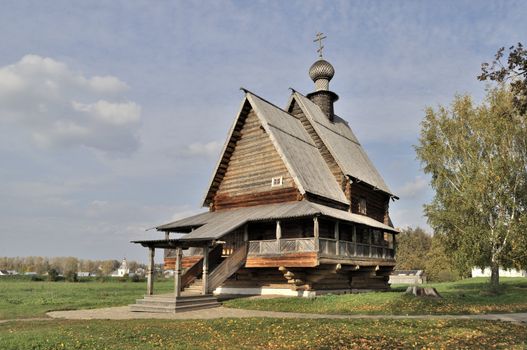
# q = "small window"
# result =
<box><xmin>358</xmin><ymin>197</ymin><xmax>367</xmax><ymax>215</ymax></box>
<box><xmin>271</xmin><ymin>176</ymin><xmax>283</xmax><ymax>187</ymax></box>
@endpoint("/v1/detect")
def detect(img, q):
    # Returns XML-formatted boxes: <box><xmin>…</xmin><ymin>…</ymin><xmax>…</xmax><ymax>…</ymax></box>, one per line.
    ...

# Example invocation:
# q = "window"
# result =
<box><xmin>358</xmin><ymin>197</ymin><xmax>367</xmax><ymax>214</ymax></box>
<box><xmin>271</xmin><ymin>176</ymin><xmax>283</xmax><ymax>187</ymax></box>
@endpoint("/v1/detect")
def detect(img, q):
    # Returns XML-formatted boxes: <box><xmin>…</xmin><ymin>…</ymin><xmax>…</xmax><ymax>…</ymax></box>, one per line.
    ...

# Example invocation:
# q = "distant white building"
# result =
<box><xmin>111</xmin><ymin>258</ymin><xmax>130</xmax><ymax>277</ymax></box>
<box><xmin>77</xmin><ymin>272</ymin><xmax>96</xmax><ymax>277</ymax></box>
<box><xmin>0</xmin><ymin>270</ymin><xmax>9</xmax><ymax>276</ymax></box>
<box><xmin>164</xmin><ymin>269</ymin><xmax>175</xmax><ymax>278</ymax></box>
<box><xmin>471</xmin><ymin>267</ymin><xmax>527</xmax><ymax>278</ymax></box>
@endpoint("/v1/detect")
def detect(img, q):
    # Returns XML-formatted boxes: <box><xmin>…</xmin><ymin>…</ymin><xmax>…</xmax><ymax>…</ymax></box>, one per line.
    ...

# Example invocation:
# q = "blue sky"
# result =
<box><xmin>1</xmin><ymin>1</ymin><xmax>526</xmax><ymax>262</ymax></box>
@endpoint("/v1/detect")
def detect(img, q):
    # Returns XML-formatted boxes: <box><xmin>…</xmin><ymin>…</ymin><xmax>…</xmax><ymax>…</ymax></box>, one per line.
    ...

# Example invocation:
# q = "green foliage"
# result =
<box><xmin>30</xmin><ymin>275</ymin><xmax>44</xmax><ymax>282</ymax></box>
<box><xmin>395</xmin><ymin>227</ymin><xmax>461</xmax><ymax>281</ymax></box>
<box><xmin>1</xmin><ymin>318</ymin><xmax>526</xmax><ymax>350</ymax></box>
<box><xmin>46</xmin><ymin>268</ymin><xmax>60</xmax><ymax>282</ymax></box>
<box><xmin>395</xmin><ymin>227</ymin><xmax>431</xmax><ymax>270</ymax></box>
<box><xmin>424</xmin><ymin>234</ymin><xmax>464</xmax><ymax>282</ymax></box>
<box><xmin>130</xmin><ymin>274</ymin><xmax>143</xmax><ymax>283</ymax></box>
<box><xmin>479</xmin><ymin>43</ymin><xmax>527</xmax><ymax>114</ymax></box>
<box><xmin>65</xmin><ymin>271</ymin><xmax>78</xmax><ymax>282</ymax></box>
<box><xmin>415</xmin><ymin>86</ymin><xmax>527</xmax><ymax>288</ymax></box>
<box><xmin>225</xmin><ymin>278</ymin><xmax>527</xmax><ymax>316</ymax></box>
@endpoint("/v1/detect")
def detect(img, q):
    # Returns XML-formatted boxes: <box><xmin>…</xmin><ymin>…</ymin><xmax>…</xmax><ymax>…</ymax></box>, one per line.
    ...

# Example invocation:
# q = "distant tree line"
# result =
<box><xmin>0</xmin><ymin>256</ymin><xmax>145</xmax><ymax>276</ymax></box>
<box><xmin>395</xmin><ymin>227</ymin><xmax>467</xmax><ymax>282</ymax></box>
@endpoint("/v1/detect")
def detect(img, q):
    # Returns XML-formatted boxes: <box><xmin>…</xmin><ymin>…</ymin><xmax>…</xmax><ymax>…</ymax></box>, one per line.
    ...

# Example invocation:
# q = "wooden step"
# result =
<box><xmin>129</xmin><ymin>304</ymin><xmax>175</xmax><ymax>313</ymax></box>
<box><xmin>175</xmin><ymin>302</ymin><xmax>221</xmax><ymax>312</ymax></box>
<box><xmin>136</xmin><ymin>296</ymin><xmax>218</xmax><ymax>307</ymax></box>
<box><xmin>130</xmin><ymin>294</ymin><xmax>221</xmax><ymax>313</ymax></box>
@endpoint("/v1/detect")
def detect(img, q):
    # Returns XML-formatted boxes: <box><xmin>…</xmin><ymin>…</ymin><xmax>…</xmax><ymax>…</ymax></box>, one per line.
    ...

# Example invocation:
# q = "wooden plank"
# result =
<box><xmin>245</xmin><ymin>252</ymin><xmax>318</xmax><ymax>268</ymax></box>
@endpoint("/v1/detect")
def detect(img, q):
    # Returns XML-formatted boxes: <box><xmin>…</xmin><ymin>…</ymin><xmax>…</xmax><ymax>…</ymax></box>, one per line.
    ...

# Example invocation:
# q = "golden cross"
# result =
<box><xmin>313</xmin><ymin>32</ymin><xmax>327</xmax><ymax>58</ymax></box>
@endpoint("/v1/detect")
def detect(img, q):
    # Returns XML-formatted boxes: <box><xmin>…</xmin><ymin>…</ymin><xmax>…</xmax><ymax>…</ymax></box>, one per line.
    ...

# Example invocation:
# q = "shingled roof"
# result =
<box><xmin>154</xmin><ymin>201</ymin><xmax>398</xmax><ymax>241</ymax></box>
<box><xmin>202</xmin><ymin>90</ymin><xmax>349</xmax><ymax>207</ymax></box>
<box><xmin>289</xmin><ymin>91</ymin><xmax>394</xmax><ymax>196</ymax></box>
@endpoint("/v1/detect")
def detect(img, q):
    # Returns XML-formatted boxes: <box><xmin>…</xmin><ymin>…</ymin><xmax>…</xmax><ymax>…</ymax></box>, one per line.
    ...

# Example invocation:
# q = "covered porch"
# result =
<box><xmin>130</xmin><ymin>235</ymin><xmax>248</xmax><ymax>313</ymax></box>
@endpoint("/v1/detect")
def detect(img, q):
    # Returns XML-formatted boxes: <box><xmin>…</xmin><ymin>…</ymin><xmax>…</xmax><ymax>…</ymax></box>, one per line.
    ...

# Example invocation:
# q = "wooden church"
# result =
<box><xmin>132</xmin><ymin>39</ymin><xmax>399</xmax><ymax>312</ymax></box>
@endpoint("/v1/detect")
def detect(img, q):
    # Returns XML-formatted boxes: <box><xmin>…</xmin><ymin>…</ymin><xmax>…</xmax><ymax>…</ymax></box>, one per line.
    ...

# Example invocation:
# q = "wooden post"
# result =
<box><xmin>174</xmin><ymin>246</ymin><xmax>182</xmax><ymax>298</ymax></box>
<box><xmin>276</xmin><ymin>220</ymin><xmax>282</xmax><ymax>251</ymax></box>
<box><xmin>313</xmin><ymin>216</ymin><xmax>319</xmax><ymax>251</ymax></box>
<box><xmin>243</xmin><ymin>225</ymin><xmax>248</xmax><ymax>241</ymax></box>
<box><xmin>147</xmin><ymin>247</ymin><xmax>155</xmax><ymax>296</ymax></box>
<box><xmin>368</xmin><ymin>229</ymin><xmax>373</xmax><ymax>257</ymax></box>
<box><xmin>392</xmin><ymin>233</ymin><xmax>397</xmax><ymax>257</ymax></box>
<box><xmin>352</xmin><ymin>225</ymin><xmax>357</xmax><ymax>256</ymax></box>
<box><xmin>202</xmin><ymin>244</ymin><xmax>209</xmax><ymax>295</ymax></box>
<box><xmin>165</xmin><ymin>231</ymin><xmax>169</xmax><ymax>240</ymax></box>
<box><xmin>334</xmin><ymin>221</ymin><xmax>340</xmax><ymax>256</ymax></box>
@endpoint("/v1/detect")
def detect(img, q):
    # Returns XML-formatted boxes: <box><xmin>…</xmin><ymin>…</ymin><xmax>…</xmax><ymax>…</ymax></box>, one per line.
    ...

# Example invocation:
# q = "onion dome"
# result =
<box><xmin>309</xmin><ymin>59</ymin><xmax>335</xmax><ymax>92</ymax></box>
<box><xmin>309</xmin><ymin>59</ymin><xmax>335</xmax><ymax>83</ymax></box>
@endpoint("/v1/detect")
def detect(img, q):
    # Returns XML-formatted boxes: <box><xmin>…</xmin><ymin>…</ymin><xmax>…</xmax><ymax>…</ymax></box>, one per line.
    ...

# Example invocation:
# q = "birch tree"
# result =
<box><xmin>416</xmin><ymin>87</ymin><xmax>527</xmax><ymax>290</ymax></box>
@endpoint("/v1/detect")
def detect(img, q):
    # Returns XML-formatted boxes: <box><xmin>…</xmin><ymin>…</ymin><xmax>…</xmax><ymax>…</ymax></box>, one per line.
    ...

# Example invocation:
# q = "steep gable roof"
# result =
<box><xmin>289</xmin><ymin>92</ymin><xmax>394</xmax><ymax>196</ymax></box>
<box><xmin>203</xmin><ymin>91</ymin><xmax>349</xmax><ymax>207</ymax></box>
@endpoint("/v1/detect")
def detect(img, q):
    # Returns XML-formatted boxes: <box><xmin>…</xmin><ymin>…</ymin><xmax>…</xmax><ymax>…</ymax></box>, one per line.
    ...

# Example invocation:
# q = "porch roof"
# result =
<box><xmin>151</xmin><ymin>201</ymin><xmax>398</xmax><ymax>242</ymax></box>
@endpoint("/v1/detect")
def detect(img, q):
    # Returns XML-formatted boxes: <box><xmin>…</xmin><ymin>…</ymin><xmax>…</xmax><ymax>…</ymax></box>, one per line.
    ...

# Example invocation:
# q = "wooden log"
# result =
<box><xmin>405</xmin><ymin>286</ymin><xmax>442</xmax><ymax>298</ymax></box>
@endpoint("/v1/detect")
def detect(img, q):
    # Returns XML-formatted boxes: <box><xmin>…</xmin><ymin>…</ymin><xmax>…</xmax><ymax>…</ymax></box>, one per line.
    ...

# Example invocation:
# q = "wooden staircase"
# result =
<box><xmin>183</xmin><ymin>278</ymin><xmax>204</xmax><ymax>293</ymax></box>
<box><xmin>130</xmin><ymin>293</ymin><xmax>221</xmax><ymax>313</ymax></box>
<box><xmin>208</xmin><ymin>243</ymin><xmax>248</xmax><ymax>292</ymax></box>
<box><xmin>130</xmin><ymin>243</ymin><xmax>247</xmax><ymax>313</ymax></box>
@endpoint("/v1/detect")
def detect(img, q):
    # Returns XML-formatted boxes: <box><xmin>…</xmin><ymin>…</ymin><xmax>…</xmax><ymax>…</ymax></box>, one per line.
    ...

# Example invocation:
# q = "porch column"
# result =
<box><xmin>243</xmin><ymin>225</ymin><xmax>249</xmax><ymax>241</ymax></box>
<box><xmin>352</xmin><ymin>225</ymin><xmax>357</xmax><ymax>256</ymax></box>
<box><xmin>334</xmin><ymin>221</ymin><xmax>340</xmax><ymax>256</ymax></box>
<box><xmin>368</xmin><ymin>229</ymin><xmax>373</xmax><ymax>257</ymax></box>
<box><xmin>174</xmin><ymin>246</ymin><xmax>182</xmax><ymax>298</ymax></box>
<box><xmin>164</xmin><ymin>231</ymin><xmax>169</xmax><ymax>240</ymax></box>
<box><xmin>276</xmin><ymin>220</ymin><xmax>282</xmax><ymax>252</ymax></box>
<box><xmin>392</xmin><ymin>233</ymin><xmax>397</xmax><ymax>257</ymax></box>
<box><xmin>313</xmin><ymin>216</ymin><xmax>319</xmax><ymax>251</ymax></box>
<box><xmin>146</xmin><ymin>247</ymin><xmax>155</xmax><ymax>295</ymax></box>
<box><xmin>202</xmin><ymin>244</ymin><xmax>209</xmax><ymax>295</ymax></box>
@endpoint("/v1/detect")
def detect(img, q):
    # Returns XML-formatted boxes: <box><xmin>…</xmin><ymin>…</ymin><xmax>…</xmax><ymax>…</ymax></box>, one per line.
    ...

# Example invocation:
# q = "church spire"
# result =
<box><xmin>307</xmin><ymin>33</ymin><xmax>339</xmax><ymax>121</ymax></box>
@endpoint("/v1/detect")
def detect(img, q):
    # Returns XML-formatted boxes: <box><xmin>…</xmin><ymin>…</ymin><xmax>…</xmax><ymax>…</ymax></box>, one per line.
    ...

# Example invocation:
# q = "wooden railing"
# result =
<box><xmin>180</xmin><ymin>257</ymin><xmax>203</xmax><ymax>290</ymax></box>
<box><xmin>207</xmin><ymin>242</ymin><xmax>248</xmax><ymax>293</ymax></box>
<box><xmin>248</xmin><ymin>238</ymin><xmax>316</xmax><ymax>255</ymax></box>
<box><xmin>248</xmin><ymin>238</ymin><xmax>394</xmax><ymax>260</ymax></box>
<box><xmin>180</xmin><ymin>245</ymin><xmax>223</xmax><ymax>291</ymax></box>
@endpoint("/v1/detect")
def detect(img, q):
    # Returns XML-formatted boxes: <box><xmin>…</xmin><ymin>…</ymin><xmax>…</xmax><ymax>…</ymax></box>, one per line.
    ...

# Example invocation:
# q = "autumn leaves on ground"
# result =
<box><xmin>1</xmin><ymin>277</ymin><xmax>527</xmax><ymax>349</ymax></box>
<box><xmin>2</xmin><ymin>318</ymin><xmax>527</xmax><ymax>350</ymax></box>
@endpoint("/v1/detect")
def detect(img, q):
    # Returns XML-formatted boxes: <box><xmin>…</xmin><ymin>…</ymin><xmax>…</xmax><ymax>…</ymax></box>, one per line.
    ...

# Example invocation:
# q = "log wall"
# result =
<box><xmin>213</xmin><ymin>108</ymin><xmax>300</xmax><ymax>210</ymax></box>
<box><xmin>349</xmin><ymin>182</ymin><xmax>390</xmax><ymax>223</ymax></box>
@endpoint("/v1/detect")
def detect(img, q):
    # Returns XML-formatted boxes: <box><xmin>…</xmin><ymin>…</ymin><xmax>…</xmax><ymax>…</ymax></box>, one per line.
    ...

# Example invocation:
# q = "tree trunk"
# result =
<box><xmin>490</xmin><ymin>260</ymin><xmax>500</xmax><ymax>291</ymax></box>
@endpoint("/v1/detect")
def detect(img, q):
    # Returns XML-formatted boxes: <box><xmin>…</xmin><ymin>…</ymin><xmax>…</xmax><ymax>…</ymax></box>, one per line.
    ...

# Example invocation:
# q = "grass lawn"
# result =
<box><xmin>1</xmin><ymin>318</ymin><xmax>526</xmax><ymax>350</ymax></box>
<box><xmin>0</xmin><ymin>277</ymin><xmax>173</xmax><ymax>319</ymax></box>
<box><xmin>224</xmin><ymin>277</ymin><xmax>527</xmax><ymax>315</ymax></box>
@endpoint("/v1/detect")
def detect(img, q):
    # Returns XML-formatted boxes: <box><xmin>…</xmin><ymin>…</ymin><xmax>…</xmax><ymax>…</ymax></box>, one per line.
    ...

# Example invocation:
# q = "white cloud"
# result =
<box><xmin>0</xmin><ymin>55</ymin><xmax>141</xmax><ymax>153</ymax></box>
<box><xmin>182</xmin><ymin>141</ymin><xmax>222</xmax><ymax>157</ymax></box>
<box><xmin>88</xmin><ymin>76</ymin><xmax>128</xmax><ymax>94</ymax></box>
<box><xmin>72</xmin><ymin>100</ymin><xmax>141</xmax><ymax>125</ymax></box>
<box><xmin>396</xmin><ymin>176</ymin><xmax>429</xmax><ymax>198</ymax></box>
